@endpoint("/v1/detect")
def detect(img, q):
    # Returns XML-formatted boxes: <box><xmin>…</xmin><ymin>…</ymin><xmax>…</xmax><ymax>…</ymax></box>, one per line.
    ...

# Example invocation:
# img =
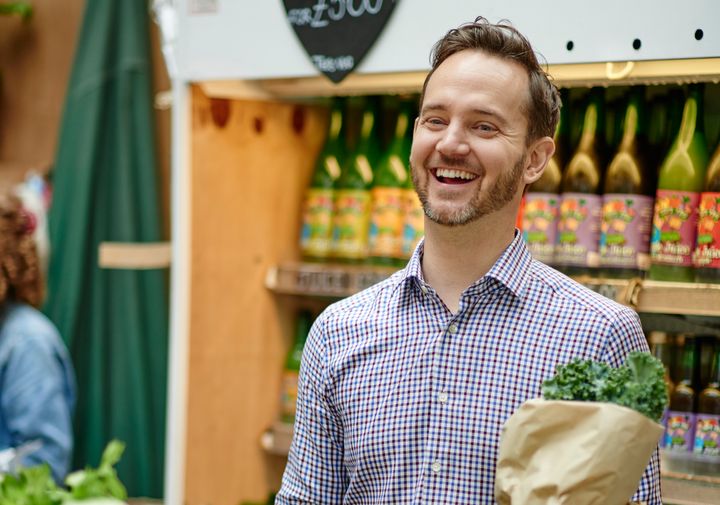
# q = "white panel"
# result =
<box><xmin>175</xmin><ymin>0</ymin><xmax>720</xmax><ymax>81</ymax></box>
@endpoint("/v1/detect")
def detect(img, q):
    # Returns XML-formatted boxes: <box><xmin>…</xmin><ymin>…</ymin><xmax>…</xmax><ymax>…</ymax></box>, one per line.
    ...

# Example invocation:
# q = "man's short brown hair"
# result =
<box><xmin>420</xmin><ymin>16</ymin><xmax>561</xmax><ymax>144</ymax></box>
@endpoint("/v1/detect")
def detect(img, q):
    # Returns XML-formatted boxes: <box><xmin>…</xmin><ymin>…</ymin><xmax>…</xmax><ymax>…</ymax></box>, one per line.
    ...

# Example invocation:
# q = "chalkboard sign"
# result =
<box><xmin>283</xmin><ymin>0</ymin><xmax>399</xmax><ymax>83</ymax></box>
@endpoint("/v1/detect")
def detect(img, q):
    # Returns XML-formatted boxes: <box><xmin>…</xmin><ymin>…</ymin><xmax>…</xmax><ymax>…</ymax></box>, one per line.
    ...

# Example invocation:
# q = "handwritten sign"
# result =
<box><xmin>283</xmin><ymin>0</ymin><xmax>398</xmax><ymax>83</ymax></box>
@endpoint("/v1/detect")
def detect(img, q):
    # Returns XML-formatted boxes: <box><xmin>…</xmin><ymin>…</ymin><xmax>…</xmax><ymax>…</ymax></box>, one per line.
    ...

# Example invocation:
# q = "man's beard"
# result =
<box><xmin>411</xmin><ymin>153</ymin><xmax>526</xmax><ymax>227</ymax></box>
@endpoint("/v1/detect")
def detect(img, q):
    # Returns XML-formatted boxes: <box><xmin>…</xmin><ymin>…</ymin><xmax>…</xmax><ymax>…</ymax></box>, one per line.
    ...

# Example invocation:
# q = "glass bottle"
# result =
<box><xmin>331</xmin><ymin>96</ymin><xmax>379</xmax><ymax>263</ymax></box>
<box><xmin>694</xmin><ymin>141</ymin><xmax>720</xmax><ymax>283</ymax></box>
<box><xmin>368</xmin><ymin>96</ymin><xmax>410</xmax><ymax>265</ymax></box>
<box><xmin>401</xmin><ymin>95</ymin><xmax>424</xmax><ymax>261</ymax></box>
<box><xmin>665</xmin><ymin>336</ymin><xmax>698</xmax><ymax>453</ymax></box>
<box><xmin>279</xmin><ymin>311</ymin><xmax>313</xmax><ymax>425</ymax></box>
<box><xmin>523</xmin><ymin>89</ymin><xmax>568</xmax><ymax>266</ymax></box>
<box><xmin>299</xmin><ymin>98</ymin><xmax>344</xmax><ymax>261</ymax></box>
<box><xmin>556</xmin><ymin>87</ymin><xmax>606</xmax><ymax>276</ymax></box>
<box><xmin>650</xmin><ymin>331</ymin><xmax>675</xmax><ymax>446</ymax></box>
<box><xmin>649</xmin><ymin>84</ymin><xmax>709</xmax><ymax>282</ymax></box>
<box><xmin>695</xmin><ymin>338</ymin><xmax>720</xmax><ymax>458</ymax></box>
<box><xmin>600</xmin><ymin>87</ymin><xmax>654</xmax><ymax>278</ymax></box>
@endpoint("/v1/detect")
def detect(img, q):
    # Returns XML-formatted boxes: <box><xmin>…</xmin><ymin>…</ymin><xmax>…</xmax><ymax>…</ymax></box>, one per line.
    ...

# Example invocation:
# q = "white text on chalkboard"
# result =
<box><xmin>312</xmin><ymin>54</ymin><xmax>355</xmax><ymax>72</ymax></box>
<box><xmin>288</xmin><ymin>0</ymin><xmax>384</xmax><ymax>28</ymax></box>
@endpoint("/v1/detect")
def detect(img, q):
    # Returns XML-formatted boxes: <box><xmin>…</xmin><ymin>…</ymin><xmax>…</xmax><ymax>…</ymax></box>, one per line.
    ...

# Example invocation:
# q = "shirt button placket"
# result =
<box><xmin>431</xmin><ymin>460</ymin><xmax>441</xmax><ymax>474</ymax></box>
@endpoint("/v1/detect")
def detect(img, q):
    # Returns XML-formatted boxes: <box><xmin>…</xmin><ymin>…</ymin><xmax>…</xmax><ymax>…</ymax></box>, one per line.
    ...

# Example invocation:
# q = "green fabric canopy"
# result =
<box><xmin>44</xmin><ymin>0</ymin><xmax>168</xmax><ymax>498</ymax></box>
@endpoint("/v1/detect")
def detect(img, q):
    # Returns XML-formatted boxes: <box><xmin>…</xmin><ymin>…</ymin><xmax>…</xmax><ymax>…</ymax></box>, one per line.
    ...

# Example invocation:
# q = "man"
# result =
<box><xmin>277</xmin><ymin>17</ymin><xmax>661</xmax><ymax>504</ymax></box>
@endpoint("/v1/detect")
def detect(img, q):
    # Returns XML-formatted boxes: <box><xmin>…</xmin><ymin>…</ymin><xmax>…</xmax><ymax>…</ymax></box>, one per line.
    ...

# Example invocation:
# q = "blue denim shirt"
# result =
<box><xmin>0</xmin><ymin>303</ymin><xmax>76</xmax><ymax>482</ymax></box>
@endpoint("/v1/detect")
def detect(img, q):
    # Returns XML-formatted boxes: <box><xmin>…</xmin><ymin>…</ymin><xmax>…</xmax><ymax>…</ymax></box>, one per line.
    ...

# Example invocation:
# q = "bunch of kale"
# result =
<box><xmin>542</xmin><ymin>351</ymin><xmax>668</xmax><ymax>422</ymax></box>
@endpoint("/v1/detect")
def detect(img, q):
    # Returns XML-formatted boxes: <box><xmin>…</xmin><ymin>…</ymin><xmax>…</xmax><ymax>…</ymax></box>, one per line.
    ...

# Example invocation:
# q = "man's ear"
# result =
<box><xmin>523</xmin><ymin>136</ymin><xmax>555</xmax><ymax>185</ymax></box>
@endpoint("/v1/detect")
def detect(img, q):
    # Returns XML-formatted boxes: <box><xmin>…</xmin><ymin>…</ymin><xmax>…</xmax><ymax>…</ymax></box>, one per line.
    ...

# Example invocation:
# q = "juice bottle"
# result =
<box><xmin>523</xmin><ymin>89</ymin><xmax>567</xmax><ymax>266</ymax></box>
<box><xmin>331</xmin><ymin>96</ymin><xmax>380</xmax><ymax>262</ymax></box>
<box><xmin>665</xmin><ymin>336</ymin><xmax>698</xmax><ymax>453</ymax></box>
<box><xmin>299</xmin><ymin>97</ymin><xmax>344</xmax><ymax>261</ymax></box>
<box><xmin>401</xmin><ymin>96</ymin><xmax>424</xmax><ymax>261</ymax></box>
<box><xmin>650</xmin><ymin>331</ymin><xmax>675</xmax><ymax>445</ymax></box>
<box><xmin>279</xmin><ymin>311</ymin><xmax>312</xmax><ymax>425</ymax></box>
<box><xmin>600</xmin><ymin>86</ymin><xmax>654</xmax><ymax>278</ymax></box>
<box><xmin>693</xmin><ymin>141</ymin><xmax>720</xmax><ymax>283</ymax></box>
<box><xmin>694</xmin><ymin>338</ymin><xmax>720</xmax><ymax>458</ymax></box>
<box><xmin>556</xmin><ymin>88</ymin><xmax>606</xmax><ymax>276</ymax></box>
<box><xmin>649</xmin><ymin>84</ymin><xmax>709</xmax><ymax>282</ymax></box>
<box><xmin>369</xmin><ymin>96</ymin><xmax>410</xmax><ymax>265</ymax></box>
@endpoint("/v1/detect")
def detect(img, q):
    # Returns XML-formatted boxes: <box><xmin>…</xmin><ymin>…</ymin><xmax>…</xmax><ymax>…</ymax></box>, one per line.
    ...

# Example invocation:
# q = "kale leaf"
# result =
<box><xmin>541</xmin><ymin>351</ymin><xmax>668</xmax><ymax>422</ymax></box>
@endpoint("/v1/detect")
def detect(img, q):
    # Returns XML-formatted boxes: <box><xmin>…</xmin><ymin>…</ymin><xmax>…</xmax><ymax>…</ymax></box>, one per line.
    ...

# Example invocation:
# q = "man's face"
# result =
<box><xmin>410</xmin><ymin>49</ymin><xmax>532</xmax><ymax>226</ymax></box>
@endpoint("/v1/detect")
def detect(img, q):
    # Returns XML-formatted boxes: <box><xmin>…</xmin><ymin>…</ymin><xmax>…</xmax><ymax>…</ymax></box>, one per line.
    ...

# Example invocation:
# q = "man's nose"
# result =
<box><xmin>436</xmin><ymin>124</ymin><xmax>470</xmax><ymax>157</ymax></box>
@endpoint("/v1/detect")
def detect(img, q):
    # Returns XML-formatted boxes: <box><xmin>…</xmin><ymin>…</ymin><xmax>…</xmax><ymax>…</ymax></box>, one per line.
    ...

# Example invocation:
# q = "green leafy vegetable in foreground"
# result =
<box><xmin>542</xmin><ymin>351</ymin><xmax>668</xmax><ymax>422</ymax></box>
<box><xmin>0</xmin><ymin>440</ymin><xmax>126</xmax><ymax>505</ymax></box>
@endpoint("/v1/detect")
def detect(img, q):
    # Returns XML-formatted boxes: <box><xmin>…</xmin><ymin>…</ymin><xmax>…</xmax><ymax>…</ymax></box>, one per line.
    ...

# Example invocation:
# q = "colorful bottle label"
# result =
<box><xmin>401</xmin><ymin>189</ymin><xmax>424</xmax><ymax>259</ymax></box>
<box><xmin>600</xmin><ymin>194</ymin><xmax>654</xmax><ymax>270</ymax></box>
<box><xmin>665</xmin><ymin>410</ymin><xmax>696</xmax><ymax>452</ymax></box>
<box><xmin>694</xmin><ymin>192</ymin><xmax>720</xmax><ymax>269</ymax></box>
<box><xmin>332</xmin><ymin>189</ymin><xmax>371</xmax><ymax>260</ymax></box>
<box><xmin>522</xmin><ymin>193</ymin><xmax>560</xmax><ymax>265</ymax></box>
<box><xmin>693</xmin><ymin>414</ymin><xmax>720</xmax><ymax>457</ymax></box>
<box><xmin>280</xmin><ymin>370</ymin><xmax>299</xmax><ymax>422</ymax></box>
<box><xmin>651</xmin><ymin>190</ymin><xmax>700</xmax><ymax>267</ymax></box>
<box><xmin>300</xmin><ymin>188</ymin><xmax>334</xmax><ymax>258</ymax></box>
<box><xmin>368</xmin><ymin>187</ymin><xmax>404</xmax><ymax>259</ymax></box>
<box><xmin>555</xmin><ymin>193</ymin><xmax>602</xmax><ymax>268</ymax></box>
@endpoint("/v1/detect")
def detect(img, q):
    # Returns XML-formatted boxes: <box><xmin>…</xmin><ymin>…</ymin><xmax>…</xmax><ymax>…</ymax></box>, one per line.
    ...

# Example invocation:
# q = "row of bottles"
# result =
<box><xmin>278</xmin><ymin>310</ymin><xmax>313</xmax><ymax>426</ymax></box>
<box><xmin>300</xmin><ymin>95</ymin><xmax>424</xmax><ymax>266</ymax></box>
<box><xmin>650</xmin><ymin>332</ymin><xmax>720</xmax><ymax>461</ymax></box>
<box><xmin>521</xmin><ymin>84</ymin><xmax>720</xmax><ymax>283</ymax></box>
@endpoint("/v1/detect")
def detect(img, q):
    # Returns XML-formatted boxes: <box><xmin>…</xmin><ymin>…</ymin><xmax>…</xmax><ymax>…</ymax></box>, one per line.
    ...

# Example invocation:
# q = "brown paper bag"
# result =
<box><xmin>495</xmin><ymin>399</ymin><xmax>663</xmax><ymax>505</ymax></box>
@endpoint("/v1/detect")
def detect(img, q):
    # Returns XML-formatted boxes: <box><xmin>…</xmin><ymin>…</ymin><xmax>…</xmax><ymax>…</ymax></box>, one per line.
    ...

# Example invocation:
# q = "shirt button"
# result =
<box><xmin>420</xmin><ymin>284</ymin><xmax>428</xmax><ymax>294</ymax></box>
<box><xmin>448</xmin><ymin>323</ymin><xmax>458</xmax><ymax>334</ymax></box>
<box><xmin>438</xmin><ymin>392</ymin><xmax>448</xmax><ymax>404</ymax></box>
<box><xmin>431</xmin><ymin>461</ymin><xmax>441</xmax><ymax>473</ymax></box>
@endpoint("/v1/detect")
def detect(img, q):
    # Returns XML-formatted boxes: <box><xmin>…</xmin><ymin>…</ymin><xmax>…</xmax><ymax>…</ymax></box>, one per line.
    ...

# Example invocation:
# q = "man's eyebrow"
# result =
<box><xmin>420</xmin><ymin>103</ymin><xmax>509</xmax><ymax>125</ymax></box>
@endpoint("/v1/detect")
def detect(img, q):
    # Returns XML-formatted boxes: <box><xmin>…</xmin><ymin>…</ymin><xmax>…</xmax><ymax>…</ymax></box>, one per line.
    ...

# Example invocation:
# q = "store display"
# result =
<box><xmin>665</xmin><ymin>336</ymin><xmax>698</xmax><ymax>452</ymax></box>
<box><xmin>650</xmin><ymin>84</ymin><xmax>710</xmax><ymax>282</ymax></box>
<box><xmin>600</xmin><ymin>86</ymin><xmax>654</xmax><ymax>278</ymax></box>
<box><xmin>299</xmin><ymin>97</ymin><xmax>345</xmax><ymax>261</ymax></box>
<box><xmin>694</xmin><ymin>141</ymin><xmax>720</xmax><ymax>283</ymax></box>
<box><xmin>556</xmin><ymin>87</ymin><xmax>606</xmax><ymax>275</ymax></box>
<box><xmin>279</xmin><ymin>311</ymin><xmax>313</xmax><ymax>425</ymax></box>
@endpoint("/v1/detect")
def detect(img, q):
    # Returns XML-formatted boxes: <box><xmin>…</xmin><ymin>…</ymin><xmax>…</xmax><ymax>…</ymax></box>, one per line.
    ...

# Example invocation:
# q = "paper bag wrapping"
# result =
<box><xmin>495</xmin><ymin>399</ymin><xmax>663</xmax><ymax>505</ymax></box>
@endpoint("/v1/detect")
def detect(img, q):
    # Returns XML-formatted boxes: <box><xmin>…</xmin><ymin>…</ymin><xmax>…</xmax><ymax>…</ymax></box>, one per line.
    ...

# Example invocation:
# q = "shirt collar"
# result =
<box><xmin>400</xmin><ymin>230</ymin><xmax>532</xmax><ymax>299</ymax></box>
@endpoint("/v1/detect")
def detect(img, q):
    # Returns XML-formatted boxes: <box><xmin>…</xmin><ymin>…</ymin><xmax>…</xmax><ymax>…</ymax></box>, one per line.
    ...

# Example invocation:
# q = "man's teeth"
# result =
<box><xmin>436</xmin><ymin>168</ymin><xmax>477</xmax><ymax>180</ymax></box>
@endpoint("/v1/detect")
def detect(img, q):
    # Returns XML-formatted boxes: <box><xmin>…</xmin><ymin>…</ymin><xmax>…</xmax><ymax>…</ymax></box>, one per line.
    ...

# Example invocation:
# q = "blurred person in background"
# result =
<box><xmin>0</xmin><ymin>192</ymin><xmax>75</xmax><ymax>483</ymax></box>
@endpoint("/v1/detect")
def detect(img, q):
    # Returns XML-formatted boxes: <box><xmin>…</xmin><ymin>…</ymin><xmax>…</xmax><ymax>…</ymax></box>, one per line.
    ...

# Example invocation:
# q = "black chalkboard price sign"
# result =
<box><xmin>282</xmin><ymin>0</ymin><xmax>399</xmax><ymax>83</ymax></box>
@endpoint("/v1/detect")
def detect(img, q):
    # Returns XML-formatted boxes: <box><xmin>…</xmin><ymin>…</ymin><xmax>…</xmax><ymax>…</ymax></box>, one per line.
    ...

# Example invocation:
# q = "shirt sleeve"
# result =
<box><xmin>276</xmin><ymin>316</ymin><xmax>347</xmax><ymax>504</ymax></box>
<box><xmin>2</xmin><ymin>331</ymin><xmax>75</xmax><ymax>483</ymax></box>
<box><xmin>603</xmin><ymin>306</ymin><xmax>662</xmax><ymax>505</ymax></box>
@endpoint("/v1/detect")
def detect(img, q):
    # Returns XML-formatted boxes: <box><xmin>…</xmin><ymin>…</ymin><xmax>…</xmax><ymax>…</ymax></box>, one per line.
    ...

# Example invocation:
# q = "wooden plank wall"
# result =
<box><xmin>186</xmin><ymin>86</ymin><xmax>327</xmax><ymax>505</ymax></box>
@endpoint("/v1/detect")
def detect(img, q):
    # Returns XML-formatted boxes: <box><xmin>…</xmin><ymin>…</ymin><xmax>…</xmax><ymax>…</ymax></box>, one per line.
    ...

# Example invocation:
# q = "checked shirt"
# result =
<box><xmin>277</xmin><ymin>232</ymin><xmax>661</xmax><ymax>504</ymax></box>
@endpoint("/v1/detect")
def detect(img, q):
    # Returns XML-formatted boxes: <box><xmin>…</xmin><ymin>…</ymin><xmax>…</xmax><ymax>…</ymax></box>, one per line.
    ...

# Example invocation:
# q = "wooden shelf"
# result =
<box><xmin>266</xmin><ymin>263</ymin><xmax>720</xmax><ymax>317</ymax></box>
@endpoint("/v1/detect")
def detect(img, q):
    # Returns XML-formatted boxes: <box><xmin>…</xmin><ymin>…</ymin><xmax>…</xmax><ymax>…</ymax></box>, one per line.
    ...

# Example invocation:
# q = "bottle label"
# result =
<box><xmin>332</xmin><ymin>189</ymin><xmax>371</xmax><ymax>259</ymax></box>
<box><xmin>600</xmin><ymin>194</ymin><xmax>654</xmax><ymax>270</ymax></box>
<box><xmin>368</xmin><ymin>187</ymin><xmax>404</xmax><ymax>259</ymax></box>
<box><xmin>651</xmin><ymin>190</ymin><xmax>700</xmax><ymax>267</ymax></box>
<box><xmin>693</xmin><ymin>414</ymin><xmax>720</xmax><ymax>457</ymax></box>
<box><xmin>659</xmin><ymin>408</ymin><xmax>668</xmax><ymax>448</ymax></box>
<box><xmin>401</xmin><ymin>189</ymin><xmax>424</xmax><ymax>259</ymax></box>
<box><xmin>522</xmin><ymin>193</ymin><xmax>560</xmax><ymax>264</ymax></box>
<box><xmin>665</xmin><ymin>410</ymin><xmax>696</xmax><ymax>452</ymax></box>
<box><xmin>693</xmin><ymin>192</ymin><xmax>720</xmax><ymax>269</ymax></box>
<box><xmin>280</xmin><ymin>370</ymin><xmax>299</xmax><ymax>421</ymax></box>
<box><xmin>300</xmin><ymin>188</ymin><xmax>334</xmax><ymax>258</ymax></box>
<box><xmin>555</xmin><ymin>193</ymin><xmax>602</xmax><ymax>267</ymax></box>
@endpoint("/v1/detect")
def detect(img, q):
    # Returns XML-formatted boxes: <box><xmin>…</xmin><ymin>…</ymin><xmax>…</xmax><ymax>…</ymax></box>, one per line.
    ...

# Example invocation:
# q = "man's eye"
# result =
<box><xmin>475</xmin><ymin>123</ymin><xmax>497</xmax><ymax>133</ymax></box>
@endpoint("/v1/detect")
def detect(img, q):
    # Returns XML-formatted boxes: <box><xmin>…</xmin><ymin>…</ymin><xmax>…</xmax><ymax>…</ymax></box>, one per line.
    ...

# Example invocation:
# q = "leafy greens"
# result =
<box><xmin>541</xmin><ymin>351</ymin><xmax>668</xmax><ymax>422</ymax></box>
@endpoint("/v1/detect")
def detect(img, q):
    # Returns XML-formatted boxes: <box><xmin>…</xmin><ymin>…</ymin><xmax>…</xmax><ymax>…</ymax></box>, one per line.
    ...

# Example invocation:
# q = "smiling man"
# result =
<box><xmin>277</xmin><ymin>17</ymin><xmax>661</xmax><ymax>505</ymax></box>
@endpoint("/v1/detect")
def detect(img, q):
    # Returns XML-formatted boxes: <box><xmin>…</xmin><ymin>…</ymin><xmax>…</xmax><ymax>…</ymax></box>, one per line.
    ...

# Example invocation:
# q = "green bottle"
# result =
<box><xmin>600</xmin><ymin>86</ymin><xmax>654</xmax><ymax>279</ymax></box>
<box><xmin>649</xmin><ymin>84</ymin><xmax>709</xmax><ymax>282</ymax></box>
<box><xmin>694</xmin><ymin>141</ymin><xmax>720</xmax><ymax>283</ymax></box>
<box><xmin>279</xmin><ymin>311</ymin><xmax>312</xmax><ymax>425</ymax></box>
<box><xmin>694</xmin><ymin>339</ymin><xmax>720</xmax><ymax>457</ymax></box>
<box><xmin>331</xmin><ymin>96</ymin><xmax>380</xmax><ymax>262</ymax></box>
<box><xmin>556</xmin><ymin>87</ymin><xmax>606</xmax><ymax>276</ymax></box>
<box><xmin>300</xmin><ymin>98</ymin><xmax>344</xmax><ymax>261</ymax></box>
<box><xmin>401</xmin><ymin>95</ymin><xmax>424</xmax><ymax>261</ymax></box>
<box><xmin>369</xmin><ymin>96</ymin><xmax>411</xmax><ymax>265</ymax></box>
<box><xmin>523</xmin><ymin>88</ymin><xmax>568</xmax><ymax>266</ymax></box>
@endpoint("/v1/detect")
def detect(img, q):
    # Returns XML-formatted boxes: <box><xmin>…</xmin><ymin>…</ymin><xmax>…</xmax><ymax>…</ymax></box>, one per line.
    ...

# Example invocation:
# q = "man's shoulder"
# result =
<box><xmin>323</xmin><ymin>269</ymin><xmax>408</xmax><ymax>319</ymax></box>
<box><xmin>526</xmin><ymin>261</ymin><xmax>636</xmax><ymax>323</ymax></box>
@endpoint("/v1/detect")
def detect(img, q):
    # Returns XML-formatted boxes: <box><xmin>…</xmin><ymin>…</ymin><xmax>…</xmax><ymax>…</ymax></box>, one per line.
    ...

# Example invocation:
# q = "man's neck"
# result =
<box><xmin>421</xmin><ymin>212</ymin><xmax>516</xmax><ymax>313</ymax></box>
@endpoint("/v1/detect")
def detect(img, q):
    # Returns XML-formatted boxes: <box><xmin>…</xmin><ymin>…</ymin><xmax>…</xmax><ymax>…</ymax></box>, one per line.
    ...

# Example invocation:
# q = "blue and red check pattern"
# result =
<box><xmin>277</xmin><ymin>232</ymin><xmax>661</xmax><ymax>504</ymax></box>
